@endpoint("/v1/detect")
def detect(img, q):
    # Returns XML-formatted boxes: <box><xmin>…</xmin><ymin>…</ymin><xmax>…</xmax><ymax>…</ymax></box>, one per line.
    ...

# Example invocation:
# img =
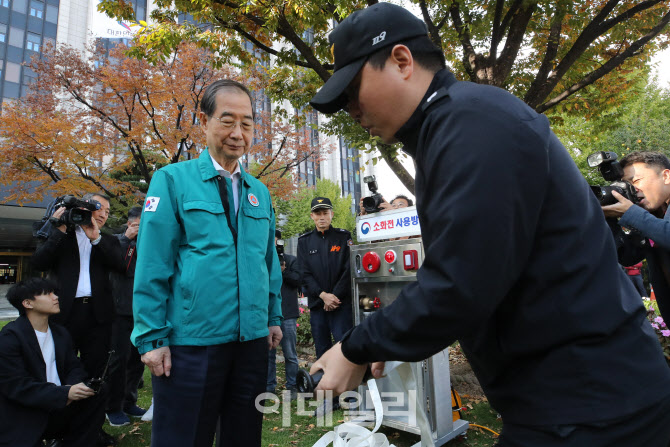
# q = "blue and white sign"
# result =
<box><xmin>356</xmin><ymin>206</ymin><xmax>421</xmax><ymax>241</ymax></box>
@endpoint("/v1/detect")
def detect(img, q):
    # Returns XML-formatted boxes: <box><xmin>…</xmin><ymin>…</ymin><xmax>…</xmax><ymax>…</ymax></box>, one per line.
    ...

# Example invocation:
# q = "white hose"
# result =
<box><xmin>311</xmin><ymin>378</ymin><xmax>396</xmax><ymax>447</ymax></box>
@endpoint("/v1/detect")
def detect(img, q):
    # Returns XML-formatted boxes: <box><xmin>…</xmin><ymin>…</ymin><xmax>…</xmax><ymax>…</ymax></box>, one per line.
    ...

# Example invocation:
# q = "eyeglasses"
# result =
<box><xmin>212</xmin><ymin>116</ymin><xmax>254</xmax><ymax>132</ymax></box>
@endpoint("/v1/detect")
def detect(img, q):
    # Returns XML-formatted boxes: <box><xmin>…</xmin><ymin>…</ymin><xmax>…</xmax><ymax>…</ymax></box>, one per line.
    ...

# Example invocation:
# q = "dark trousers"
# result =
<box><xmin>106</xmin><ymin>315</ymin><xmax>145</xmax><ymax>412</ymax></box>
<box><xmin>151</xmin><ymin>338</ymin><xmax>268</xmax><ymax>447</ymax></box>
<box><xmin>310</xmin><ymin>304</ymin><xmax>353</xmax><ymax>359</ymax></box>
<box><xmin>495</xmin><ymin>394</ymin><xmax>670</xmax><ymax>447</ymax></box>
<box><xmin>42</xmin><ymin>391</ymin><xmax>105</xmax><ymax>447</ymax></box>
<box><xmin>64</xmin><ymin>299</ymin><xmax>113</xmax><ymax>379</ymax></box>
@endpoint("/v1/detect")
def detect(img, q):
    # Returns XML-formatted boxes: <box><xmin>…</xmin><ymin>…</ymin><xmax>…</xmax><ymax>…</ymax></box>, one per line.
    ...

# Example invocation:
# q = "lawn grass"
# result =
<box><xmin>0</xmin><ymin>318</ymin><xmax>501</xmax><ymax>446</ymax></box>
<box><xmin>105</xmin><ymin>364</ymin><xmax>501</xmax><ymax>447</ymax></box>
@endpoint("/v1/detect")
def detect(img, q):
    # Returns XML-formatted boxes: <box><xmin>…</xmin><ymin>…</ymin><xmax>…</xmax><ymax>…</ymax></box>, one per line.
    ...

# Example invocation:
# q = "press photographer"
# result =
<box><xmin>601</xmin><ymin>151</ymin><xmax>670</xmax><ymax>323</ymax></box>
<box><xmin>0</xmin><ymin>278</ymin><xmax>106</xmax><ymax>446</ymax></box>
<box><xmin>358</xmin><ymin>175</ymin><xmax>414</xmax><ymax>215</ymax></box>
<box><xmin>31</xmin><ymin>192</ymin><xmax>124</xmax><ymax>445</ymax></box>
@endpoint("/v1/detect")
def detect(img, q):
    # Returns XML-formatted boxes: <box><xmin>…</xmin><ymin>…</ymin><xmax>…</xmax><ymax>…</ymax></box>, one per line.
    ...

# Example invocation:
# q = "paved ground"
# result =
<box><xmin>0</xmin><ymin>284</ymin><xmax>19</xmax><ymax>320</ymax></box>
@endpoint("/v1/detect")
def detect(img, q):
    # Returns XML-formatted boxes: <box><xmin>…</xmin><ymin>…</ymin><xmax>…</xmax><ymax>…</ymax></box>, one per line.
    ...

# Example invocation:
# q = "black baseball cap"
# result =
<box><xmin>310</xmin><ymin>3</ymin><xmax>428</xmax><ymax>114</ymax></box>
<box><xmin>311</xmin><ymin>197</ymin><xmax>333</xmax><ymax>211</ymax></box>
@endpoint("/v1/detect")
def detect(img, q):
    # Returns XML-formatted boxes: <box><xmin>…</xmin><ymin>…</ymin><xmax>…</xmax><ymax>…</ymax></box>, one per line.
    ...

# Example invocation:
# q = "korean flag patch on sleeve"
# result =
<box><xmin>144</xmin><ymin>197</ymin><xmax>160</xmax><ymax>212</ymax></box>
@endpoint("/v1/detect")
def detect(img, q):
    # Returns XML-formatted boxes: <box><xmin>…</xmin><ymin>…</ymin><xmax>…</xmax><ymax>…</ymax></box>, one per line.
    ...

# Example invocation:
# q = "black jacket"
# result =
<box><xmin>109</xmin><ymin>232</ymin><xmax>137</xmax><ymax>317</ymax></box>
<box><xmin>298</xmin><ymin>226</ymin><xmax>352</xmax><ymax>309</ymax></box>
<box><xmin>0</xmin><ymin>316</ymin><xmax>87</xmax><ymax>446</ymax></box>
<box><xmin>341</xmin><ymin>69</ymin><xmax>670</xmax><ymax>426</ymax></box>
<box><xmin>31</xmin><ymin>227</ymin><xmax>123</xmax><ymax>325</ymax></box>
<box><xmin>617</xmin><ymin>204</ymin><xmax>670</xmax><ymax>323</ymax></box>
<box><xmin>280</xmin><ymin>254</ymin><xmax>300</xmax><ymax>320</ymax></box>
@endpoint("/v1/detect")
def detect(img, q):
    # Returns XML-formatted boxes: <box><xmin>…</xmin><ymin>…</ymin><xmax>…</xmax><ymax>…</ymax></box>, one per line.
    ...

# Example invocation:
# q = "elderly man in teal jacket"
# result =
<box><xmin>132</xmin><ymin>79</ymin><xmax>283</xmax><ymax>447</ymax></box>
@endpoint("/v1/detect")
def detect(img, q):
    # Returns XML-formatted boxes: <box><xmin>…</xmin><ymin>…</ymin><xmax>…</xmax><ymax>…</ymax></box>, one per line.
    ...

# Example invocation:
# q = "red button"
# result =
<box><xmin>384</xmin><ymin>250</ymin><xmax>396</xmax><ymax>264</ymax></box>
<box><xmin>362</xmin><ymin>251</ymin><xmax>381</xmax><ymax>273</ymax></box>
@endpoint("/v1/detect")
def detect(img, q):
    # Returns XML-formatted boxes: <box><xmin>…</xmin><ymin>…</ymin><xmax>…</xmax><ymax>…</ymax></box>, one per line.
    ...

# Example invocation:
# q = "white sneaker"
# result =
<box><xmin>141</xmin><ymin>399</ymin><xmax>154</xmax><ymax>422</ymax></box>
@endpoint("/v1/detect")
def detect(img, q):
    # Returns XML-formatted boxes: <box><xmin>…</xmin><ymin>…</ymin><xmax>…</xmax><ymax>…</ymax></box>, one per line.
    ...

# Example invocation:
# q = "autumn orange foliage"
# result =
<box><xmin>0</xmin><ymin>41</ymin><xmax>330</xmax><ymax>204</ymax></box>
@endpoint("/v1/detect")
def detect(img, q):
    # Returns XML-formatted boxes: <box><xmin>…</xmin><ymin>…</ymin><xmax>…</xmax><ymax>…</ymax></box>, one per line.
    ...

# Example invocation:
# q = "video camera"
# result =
<box><xmin>276</xmin><ymin>238</ymin><xmax>285</xmax><ymax>263</ymax></box>
<box><xmin>49</xmin><ymin>195</ymin><xmax>101</xmax><ymax>227</ymax></box>
<box><xmin>588</xmin><ymin>151</ymin><xmax>639</xmax><ymax>206</ymax></box>
<box><xmin>362</xmin><ymin>175</ymin><xmax>384</xmax><ymax>214</ymax></box>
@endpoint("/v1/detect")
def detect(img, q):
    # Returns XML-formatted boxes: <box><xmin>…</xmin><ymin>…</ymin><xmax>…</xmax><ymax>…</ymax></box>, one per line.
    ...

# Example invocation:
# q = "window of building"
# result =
<box><xmin>8</xmin><ymin>27</ymin><xmax>24</xmax><ymax>48</ymax></box>
<box><xmin>45</xmin><ymin>4</ymin><xmax>58</xmax><ymax>23</ymax></box>
<box><xmin>5</xmin><ymin>61</ymin><xmax>20</xmax><ymax>83</ymax></box>
<box><xmin>22</xmin><ymin>73</ymin><xmax>34</xmax><ymax>86</ymax></box>
<box><xmin>0</xmin><ymin>24</ymin><xmax>6</xmax><ymax>43</ymax></box>
<box><xmin>26</xmin><ymin>32</ymin><xmax>39</xmax><ymax>51</ymax></box>
<box><xmin>1</xmin><ymin>0</ymin><xmax>8</xmax><ymax>8</ymax></box>
<box><xmin>0</xmin><ymin>61</ymin><xmax>3</xmax><ymax>80</ymax></box>
<box><xmin>12</xmin><ymin>0</ymin><xmax>27</xmax><ymax>13</ymax></box>
<box><xmin>29</xmin><ymin>0</ymin><xmax>43</xmax><ymax>18</ymax></box>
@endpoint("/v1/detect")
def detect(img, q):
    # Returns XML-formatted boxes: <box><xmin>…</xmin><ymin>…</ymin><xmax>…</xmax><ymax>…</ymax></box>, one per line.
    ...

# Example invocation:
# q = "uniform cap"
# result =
<box><xmin>310</xmin><ymin>3</ymin><xmax>429</xmax><ymax>114</ymax></box>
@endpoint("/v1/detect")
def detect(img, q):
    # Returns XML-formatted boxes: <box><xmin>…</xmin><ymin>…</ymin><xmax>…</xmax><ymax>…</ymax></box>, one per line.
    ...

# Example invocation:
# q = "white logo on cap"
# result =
<box><xmin>372</xmin><ymin>31</ymin><xmax>386</xmax><ymax>45</ymax></box>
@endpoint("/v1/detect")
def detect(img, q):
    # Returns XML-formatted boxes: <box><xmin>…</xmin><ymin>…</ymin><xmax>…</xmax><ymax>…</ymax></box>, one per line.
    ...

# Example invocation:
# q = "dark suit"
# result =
<box><xmin>31</xmin><ymin>227</ymin><xmax>123</xmax><ymax>379</ymax></box>
<box><xmin>0</xmin><ymin>316</ymin><xmax>104</xmax><ymax>446</ymax></box>
<box><xmin>107</xmin><ymin>232</ymin><xmax>145</xmax><ymax>413</ymax></box>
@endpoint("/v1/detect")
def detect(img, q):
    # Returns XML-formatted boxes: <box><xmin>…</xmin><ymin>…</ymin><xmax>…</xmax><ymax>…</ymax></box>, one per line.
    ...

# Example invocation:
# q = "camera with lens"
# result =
<box><xmin>276</xmin><ymin>238</ymin><xmax>285</xmax><ymax>263</ymax></box>
<box><xmin>85</xmin><ymin>350</ymin><xmax>114</xmax><ymax>393</ymax></box>
<box><xmin>587</xmin><ymin>151</ymin><xmax>639</xmax><ymax>206</ymax></box>
<box><xmin>49</xmin><ymin>195</ymin><xmax>101</xmax><ymax>227</ymax></box>
<box><xmin>362</xmin><ymin>175</ymin><xmax>384</xmax><ymax>214</ymax></box>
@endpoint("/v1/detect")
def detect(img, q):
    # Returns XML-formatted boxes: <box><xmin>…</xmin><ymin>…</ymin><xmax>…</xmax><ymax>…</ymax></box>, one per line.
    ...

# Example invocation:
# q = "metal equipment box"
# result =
<box><xmin>350</xmin><ymin>231</ymin><xmax>469</xmax><ymax>446</ymax></box>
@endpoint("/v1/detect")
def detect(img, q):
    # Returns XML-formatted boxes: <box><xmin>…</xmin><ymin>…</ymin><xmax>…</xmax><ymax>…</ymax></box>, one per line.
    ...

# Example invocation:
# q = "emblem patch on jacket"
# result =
<box><xmin>248</xmin><ymin>193</ymin><xmax>259</xmax><ymax>207</ymax></box>
<box><xmin>144</xmin><ymin>197</ymin><xmax>160</xmax><ymax>212</ymax></box>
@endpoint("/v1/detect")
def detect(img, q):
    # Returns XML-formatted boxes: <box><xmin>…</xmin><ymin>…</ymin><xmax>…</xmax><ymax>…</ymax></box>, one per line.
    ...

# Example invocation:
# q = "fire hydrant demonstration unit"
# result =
<box><xmin>352</xmin><ymin>206</ymin><xmax>469</xmax><ymax>446</ymax></box>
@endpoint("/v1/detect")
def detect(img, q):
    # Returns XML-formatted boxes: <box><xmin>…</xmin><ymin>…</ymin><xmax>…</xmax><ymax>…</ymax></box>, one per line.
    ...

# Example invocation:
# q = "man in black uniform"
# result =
<box><xmin>297</xmin><ymin>197</ymin><xmax>353</xmax><ymax>360</ymax></box>
<box><xmin>308</xmin><ymin>4</ymin><xmax>670</xmax><ymax>446</ymax></box>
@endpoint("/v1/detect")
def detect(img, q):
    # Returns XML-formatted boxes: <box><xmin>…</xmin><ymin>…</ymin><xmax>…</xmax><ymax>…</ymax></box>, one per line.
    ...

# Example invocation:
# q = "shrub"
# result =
<box><xmin>296</xmin><ymin>305</ymin><xmax>314</xmax><ymax>347</ymax></box>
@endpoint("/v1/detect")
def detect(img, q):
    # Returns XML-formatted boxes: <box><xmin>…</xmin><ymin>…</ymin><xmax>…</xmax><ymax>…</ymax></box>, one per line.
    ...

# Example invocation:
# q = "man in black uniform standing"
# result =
<box><xmin>308</xmin><ymin>3</ymin><xmax>670</xmax><ymax>446</ymax></box>
<box><xmin>297</xmin><ymin>197</ymin><xmax>353</xmax><ymax>360</ymax></box>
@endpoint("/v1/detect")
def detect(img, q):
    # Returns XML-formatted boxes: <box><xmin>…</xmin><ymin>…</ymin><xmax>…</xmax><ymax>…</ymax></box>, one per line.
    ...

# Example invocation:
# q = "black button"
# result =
<box><xmin>158</xmin><ymin>340</ymin><xmax>163</xmax><ymax>346</ymax></box>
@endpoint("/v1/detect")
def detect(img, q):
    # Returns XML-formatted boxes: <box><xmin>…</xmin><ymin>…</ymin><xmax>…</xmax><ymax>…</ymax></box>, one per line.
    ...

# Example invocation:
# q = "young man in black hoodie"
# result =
<box><xmin>309</xmin><ymin>3</ymin><xmax>670</xmax><ymax>446</ymax></box>
<box><xmin>0</xmin><ymin>278</ymin><xmax>104</xmax><ymax>447</ymax></box>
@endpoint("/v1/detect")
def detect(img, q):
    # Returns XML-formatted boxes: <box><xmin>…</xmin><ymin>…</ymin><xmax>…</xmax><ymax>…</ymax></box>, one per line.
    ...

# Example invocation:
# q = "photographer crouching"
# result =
<box><xmin>601</xmin><ymin>151</ymin><xmax>670</xmax><ymax>324</ymax></box>
<box><xmin>31</xmin><ymin>193</ymin><xmax>124</xmax><ymax>445</ymax></box>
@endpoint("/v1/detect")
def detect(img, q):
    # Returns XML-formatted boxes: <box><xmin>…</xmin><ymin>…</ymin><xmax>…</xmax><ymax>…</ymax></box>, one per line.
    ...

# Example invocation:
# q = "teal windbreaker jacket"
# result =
<box><xmin>131</xmin><ymin>149</ymin><xmax>283</xmax><ymax>355</ymax></box>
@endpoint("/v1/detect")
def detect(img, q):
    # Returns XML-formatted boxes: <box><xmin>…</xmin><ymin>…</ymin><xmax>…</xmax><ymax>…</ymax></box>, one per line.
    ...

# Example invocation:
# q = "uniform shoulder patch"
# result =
<box><xmin>144</xmin><ymin>197</ymin><xmax>160</xmax><ymax>212</ymax></box>
<box><xmin>347</xmin><ymin>239</ymin><xmax>353</xmax><ymax>246</ymax></box>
